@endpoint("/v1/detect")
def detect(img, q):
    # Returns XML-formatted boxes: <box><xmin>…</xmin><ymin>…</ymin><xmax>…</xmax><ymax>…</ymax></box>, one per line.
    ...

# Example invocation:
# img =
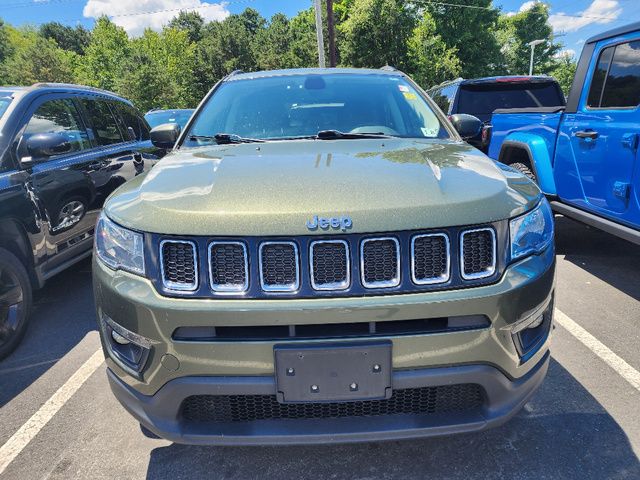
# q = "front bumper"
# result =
<box><xmin>107</xmin><ymin>351</ymin><xmax>549</xmax><ymax>445</ymax></box>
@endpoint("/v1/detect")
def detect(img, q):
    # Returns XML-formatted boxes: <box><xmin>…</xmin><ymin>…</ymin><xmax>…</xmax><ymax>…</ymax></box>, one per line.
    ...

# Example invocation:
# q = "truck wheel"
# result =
<box><xmin>510</xmin><ymin>162</ymin><xmax>537</xmax><ymax>183</ymax></box>
<box><xmin>0</xmin><ymin>247</ymin><xmax>33</xmax><ymax>360</ymax></box>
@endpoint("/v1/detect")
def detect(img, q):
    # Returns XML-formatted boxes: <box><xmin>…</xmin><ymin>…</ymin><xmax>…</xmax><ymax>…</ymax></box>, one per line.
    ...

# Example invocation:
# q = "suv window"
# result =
<box><xmin>81</xmin><ymin>99</ymin><xmax>124</xmax><ymax>146</ymax></box>
<box><xmin>186</xmin><ymin>73</ymin><xmax>449</xmax><ymax>144</ymax></box>
<box><xmin>19</xmin><ymin>98</ymin><xmax>90</xmax><ymax>160</ymax></box>
<box><xmin>115</xmin><ymin>102</ymin><xmax>150</xmax><ymax>141</ymax></box>
<box><xmin>588</xmin><ymin>41</ymin><xmax>640</xmax><ymax>108</ymax></box>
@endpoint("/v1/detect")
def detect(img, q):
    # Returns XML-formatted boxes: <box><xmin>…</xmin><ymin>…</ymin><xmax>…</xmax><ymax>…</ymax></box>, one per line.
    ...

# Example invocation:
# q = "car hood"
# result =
<box><xmin>105</xmin><ymin>138</ymin><xmax>541</xmax><ymax>236</ymax></box>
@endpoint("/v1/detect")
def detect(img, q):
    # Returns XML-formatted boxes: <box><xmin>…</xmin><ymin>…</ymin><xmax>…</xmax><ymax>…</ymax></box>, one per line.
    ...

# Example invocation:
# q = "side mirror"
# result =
<box><xmin>22</xmin><ymin>133</ymin><xmax>72</xmax><ymax>164</ymax></box>
<box><xmin>450</xmin><ymin>114</ymin><xmax>483</xmax><ymax>140</ymax></box>
<box><xmin>150</xmin><ymin>123</ymin><xmax>180</xmax><ymax>149</ymax></box>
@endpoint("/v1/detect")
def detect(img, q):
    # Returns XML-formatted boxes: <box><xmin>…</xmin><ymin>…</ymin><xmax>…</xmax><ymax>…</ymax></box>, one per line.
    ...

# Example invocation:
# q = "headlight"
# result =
<box><xmin>95</xmin><ymin>213</ymin><xmax>145</xmax><ymax>275</ymax></box>
<box><xmin>509</xmin><ymin>199</ymin><xmax>554</xmax><ymax>261</ymax></box>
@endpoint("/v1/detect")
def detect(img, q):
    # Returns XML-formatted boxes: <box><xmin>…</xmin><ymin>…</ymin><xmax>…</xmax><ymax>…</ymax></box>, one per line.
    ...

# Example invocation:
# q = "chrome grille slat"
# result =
<box><xmin>160</xmin><ymin>240</ymin><xmax>198</xmax><ymax>291</ymax></box>
<box><xmin>411</xmin><ymin>233</ymin><xmax>450</xmax><ymax>285</ymax></box>
<box><xmin>208</xmin><ymin>241</ymin><xmax>249</xmax><ymax>293</ymax></box>
<box><xmin>259</xmin><ymin>242</ymin><xmax>300</xmax><ymax>292</ymax></box>
<box><xmin>460</xmin><ymin>228</ymin><xmax>496</xmax><ymax>280</ymax></box>
<box><xmin>310</xmin><ymin>240</ymin><xmax>350</xmax><ymax>291</ymax></box>
<box><xmin>360</xmin><ymin>237</ymin><xmax>400</xmax><ymax>288</ymax></box>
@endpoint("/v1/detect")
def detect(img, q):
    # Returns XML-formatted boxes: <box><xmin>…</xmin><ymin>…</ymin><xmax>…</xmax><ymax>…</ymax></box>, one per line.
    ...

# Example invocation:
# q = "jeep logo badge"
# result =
<box><xmin>306</xmin><ymin>215</ymin><xmax>353</xmax><ymax>232</ymax></box>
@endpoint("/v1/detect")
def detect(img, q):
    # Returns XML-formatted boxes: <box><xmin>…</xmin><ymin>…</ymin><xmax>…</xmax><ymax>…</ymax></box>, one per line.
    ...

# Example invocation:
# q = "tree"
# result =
<box><xmin>497</xmin><ymin>3</ymin><xmax>561</xmax><ymax>75</ymax></box>
<box><xmin>288</xmin><ymin>7</ymin><xmax>322</xmax><ymax>68</ymax></box>
<box><xmin>39</xmin><ymin>22</ymin><xmax>91</xmax><ymax>54</ymax></box>
<box><xmin>168</xmin><ymin>11</ymin><xmax>205</xmax><ymax>43</ymax></box>
<box><xmin>1</xmin><ymin>27</ymin><xmax>75</xmax><ymax>85</ymax></box>
<box><xmin>254</xmin><ymin>14</ymin><xmax>298</xmax><ymax>70</ymax></box>
<box><xmin>551</xmin><ymin>53</ymin><xmax>577</xmax><ymax>96</ymax></box>
<box><xmin>407</xmin><ymin>13</ymin><xmax>460</xmax><ymax>88</ymax></box>
<box><xmin>75</xmin><ymin>16</ymin><xmax>130</xmax><ymax>91</ymax></box>
<box><xmin>340</xmin><ymin>0</ymin><xmax>415</xmax><ymax>70</ymax></box>
<box><xmin>424</xmin><ymin>0</ymin><xmax>502</xmax><ymax>78</ymax></box>
<box><xmin>118</xmin><ymin>27</ymin><xmax>198</xmax><ymax>110</ymax></box>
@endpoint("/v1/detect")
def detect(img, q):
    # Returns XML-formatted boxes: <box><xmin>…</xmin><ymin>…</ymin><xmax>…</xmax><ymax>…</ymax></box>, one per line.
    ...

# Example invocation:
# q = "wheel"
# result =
<box><xmin>0</xmin><ymin>247</ymin><xmax>32</xmax><ymax>360</ymax></box>
<box><xmin>509</xmin><ymin>162</ymin><xmax>537</xmax><ymax>183</ymax></box>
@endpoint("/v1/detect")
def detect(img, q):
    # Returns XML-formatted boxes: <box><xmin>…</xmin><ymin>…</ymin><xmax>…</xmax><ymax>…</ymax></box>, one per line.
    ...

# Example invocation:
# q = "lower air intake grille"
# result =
<box><xmin>160</xmin><ymin>240</ymin><xmax>197</xmax><ymax>290</ymax></box>
<box><xmin>181</xmin><ymin>384</ymin><xmax>484</xmax><ymax>423</ymax></box>
<box><xmin>412</xmin><ymin>234</ymin><xmax>449</xmax><ymax>284</ymax></box>
<box><xmin>361</xmin><ymin>238</ymin><xmax>400</xmax><ymax>288</ymax></box>
<box><xmin>461</xmin><ymin>228</ymin><xmax>496</xmax><ymax>279</ymax></box>
<box><xmin>259</xmin><ymin>242</ymin><xmax>299</xmax><ymax>292</ymax></box>
<box><xmin>209</xmin><ymin>242</ymin><xmax>248</xmax><ymax>292</ymax></box>
<box><xmin>310</xmin><ymin>240</ymin><xmax>349</xmax><ymax>290</ymax></box>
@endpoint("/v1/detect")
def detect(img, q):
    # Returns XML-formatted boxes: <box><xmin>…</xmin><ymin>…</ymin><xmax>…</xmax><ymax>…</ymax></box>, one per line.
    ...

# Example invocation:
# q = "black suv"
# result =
<box><xmin>0</xmin><ymin>83</ymin><xmax>164</xmax><ymax>359</ymax></box>
<box><xmin>427</xmin><ymin>76</ymin><xmax>565</xmax><ymax>151</ymax></box>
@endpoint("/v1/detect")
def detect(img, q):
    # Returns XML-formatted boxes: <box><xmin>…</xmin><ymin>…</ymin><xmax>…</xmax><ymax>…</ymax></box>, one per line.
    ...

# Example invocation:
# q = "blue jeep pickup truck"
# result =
<box><xmin>489</xmin><ymin>22</ymin><xmax>640</xmax><ymax>245</ymax></box>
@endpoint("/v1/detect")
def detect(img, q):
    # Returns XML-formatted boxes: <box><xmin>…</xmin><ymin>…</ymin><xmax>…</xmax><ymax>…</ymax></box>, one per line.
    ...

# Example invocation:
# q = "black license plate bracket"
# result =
<box><xmin>274</xmin><ymin>341</ymin><xmax>392</xmax><ymax>403</ymax></box>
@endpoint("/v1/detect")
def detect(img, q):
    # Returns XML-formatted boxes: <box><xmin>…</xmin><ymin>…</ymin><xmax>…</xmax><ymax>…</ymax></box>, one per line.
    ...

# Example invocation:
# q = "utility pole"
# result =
<box><xmin>527</xmin><ymin>39</ymin><xmax>545</xmax><ymax>76</ymax></box>
<box><xmin>314</xmin><ymin>0</ymin><xmax>326</xmax><ymax>68</ymax></box>
<box><xmin>326</xmin><ymin>0</ymin><xmax>336</xmax><ymax>67</ymax></box>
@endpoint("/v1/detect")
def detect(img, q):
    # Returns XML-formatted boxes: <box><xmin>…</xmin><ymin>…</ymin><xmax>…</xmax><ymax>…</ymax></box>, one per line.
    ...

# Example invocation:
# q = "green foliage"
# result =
<box><xmin>1</xmin><ymin>26</ymin><xmax>75</xmax><ymax>85</ymax></box>
<box><xmin>168</xmin><ymin>11</ymin><xmax>205</xmax><ymax>43</ymax></box>
<box><xmin>407</xmin><ymin>12</ymin><xmax>460</xmax><ymax>88</ymax></box>
<box><xmin>340</xmin><ymin>0</ymin><xmax>415</xmax><ymax>69</ymax></box>
<box><xmin>424</xmin><ymin>0</ymin><xmax>502</xmax><ymax>78</ymax></box>
<box><xmin>497</xmin><ymin>3</ymin><xmax>561</xmax><ymax>75</ymax></box>
<box><xmin>551</xmin><ymin>54</ymin><xmax>577</xmax><ymax>96</ymax></box>
<box><xmin>39</xmin><ymin>22</ymin><xmax>91</xmax><ymax>54</ymax></box>
<box><xmin>0</xmin><ymin>4</ymin><xmax>572</xmax><ymax>109</ymax></box>
<box><xmin>75</xmin><ymin>17</ymin><xmax>130</xmax><ymax>91</ymax></box>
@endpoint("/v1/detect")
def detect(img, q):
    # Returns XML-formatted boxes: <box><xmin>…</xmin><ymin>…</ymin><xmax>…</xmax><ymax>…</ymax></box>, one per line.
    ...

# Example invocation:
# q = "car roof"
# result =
<box><xmin>586</xmin><ymin>20</ymin><xmax>640</xmax><ymax>44</ymax></box>
<box><xmin>0</xmin><ymin>82</ymin><xmax>132</xmax><ymax>104</ymax></box>
<box><xmin>431</xmin><ymin>76</ymin><xmax>554</xmax><ymax>89</ymax></box>
<box><xmin>146</xmin><ymin>108</ymin><xmax>194</xmax><ymax>114</ymax></box>
<box><xmin>226</xmin><ymin>67</ymin><xmax>405</xmax><ymax>82</ymax></box>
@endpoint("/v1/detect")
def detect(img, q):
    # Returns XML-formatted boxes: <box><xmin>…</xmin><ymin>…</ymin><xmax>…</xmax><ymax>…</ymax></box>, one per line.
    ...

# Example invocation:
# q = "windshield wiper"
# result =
<box><xmin>316</xmin><ymin>130</ymin><xmax>393</xmax><ymax>140</ymax></box>
<box><xmin>213</xmin><ymin>133</ymin><xmax>264</xmax><ymax>144</ymax></box>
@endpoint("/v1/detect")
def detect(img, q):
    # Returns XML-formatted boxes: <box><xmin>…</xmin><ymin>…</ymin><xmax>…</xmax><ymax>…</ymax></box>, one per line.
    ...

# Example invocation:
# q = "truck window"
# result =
<box><xmin>588</xmin><ymin>41</ymin><xmax>640</xmax><ymax>109</ymax></box>
<box><xmin>457</xmin><ymin>82</ymin><xmax>564</xmax><ymax>117</ymax></box>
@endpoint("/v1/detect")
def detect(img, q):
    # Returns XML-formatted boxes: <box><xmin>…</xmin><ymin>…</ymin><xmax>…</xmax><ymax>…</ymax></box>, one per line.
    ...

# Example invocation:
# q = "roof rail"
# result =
<box><xmin>228</xmin><ymin>70</ymin><xmax>244</xmax><ymax>77</ymax></box>
<box><xmin>29</xmin><ymin>82</ymin><xmax>121</xmax><ymax>97</ymax></box>
<box><xmin>379</xmin><ymin>65</ymin><xmax>398</xmax><ymax>72</ymax></box>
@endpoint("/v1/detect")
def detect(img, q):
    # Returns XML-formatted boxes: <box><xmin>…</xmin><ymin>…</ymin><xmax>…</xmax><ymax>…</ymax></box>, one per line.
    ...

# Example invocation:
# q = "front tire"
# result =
<box><xmin>509</xmin><ymin>162</ymin><xmax>537</xmax><ymax>183</ymax></box>
<box><xmin>0</xmin><ymin>247</ymin><xmax>33</xmax><ymax>360</ymax></box>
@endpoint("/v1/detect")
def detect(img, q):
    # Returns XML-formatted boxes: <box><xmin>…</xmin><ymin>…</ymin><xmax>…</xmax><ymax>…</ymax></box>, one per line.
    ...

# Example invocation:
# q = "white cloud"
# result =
<box><xmin>519</xmin><ymin>1</ymin><xmax>539</xmax><ymax>12</ymax></box>
<box><xmin>549</xmin><ymin>0</ymin><xmax>621</xmax><ymax>33</ymax></box>
<box><xmin>83</xmin><ymin>0</ymin><xmax>230</xmax><ymax>36</ymax></box>
<box><xmin>554</xmin><ymin>48</ymin><xmax>576</xmax><ymax>59</ymax></box>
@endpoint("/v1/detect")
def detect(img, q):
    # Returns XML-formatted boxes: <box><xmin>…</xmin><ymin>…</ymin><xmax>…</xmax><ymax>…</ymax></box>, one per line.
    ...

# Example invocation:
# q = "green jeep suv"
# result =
<box><xmin>93</xmin><ymin>68</ymin><xmax>555</xmax><ymax>445</ymax></box>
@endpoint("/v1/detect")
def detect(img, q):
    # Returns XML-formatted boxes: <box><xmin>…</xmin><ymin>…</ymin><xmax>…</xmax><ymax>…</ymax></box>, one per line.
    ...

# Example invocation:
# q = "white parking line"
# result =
<box><xmin>555</xmin><ymin>308</ymin><xmax>640</xmax><ymax>393</ymax></box>
<box><xmin>0</xmin><ymin>349</ymin><xmax>103</xmax><ymax>475</ymax></box>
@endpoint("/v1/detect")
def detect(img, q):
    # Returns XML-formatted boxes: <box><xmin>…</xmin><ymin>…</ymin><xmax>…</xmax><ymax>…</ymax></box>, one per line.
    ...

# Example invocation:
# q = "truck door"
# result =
<box><xmin>557</xmin><ymin>37</ymin><xmax>640</xmax><ymax>224</ymax></box>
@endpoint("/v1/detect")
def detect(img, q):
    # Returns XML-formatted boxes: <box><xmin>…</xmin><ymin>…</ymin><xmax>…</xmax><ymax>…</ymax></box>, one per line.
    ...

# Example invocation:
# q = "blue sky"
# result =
<box><xmin>0</xmin><ymin>0</ymin><xmax>637</xmax><ymax>59</ymax></box>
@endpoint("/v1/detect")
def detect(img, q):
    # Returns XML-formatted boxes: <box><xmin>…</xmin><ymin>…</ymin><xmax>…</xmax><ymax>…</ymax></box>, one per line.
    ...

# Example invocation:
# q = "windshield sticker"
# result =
<box><xmin>403</xmin><ymin>92</ymin><xmax>417</xmax><ymax>100</ymax></box>
<box><xmin>398</xmin><ymin>85</ymin><xmax>409</xmax><ymax>92</ymax></box>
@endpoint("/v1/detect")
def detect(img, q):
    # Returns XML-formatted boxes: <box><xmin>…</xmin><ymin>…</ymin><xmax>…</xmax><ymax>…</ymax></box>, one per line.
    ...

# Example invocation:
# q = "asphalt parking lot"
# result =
<box><xmin>0</xmin><ymin>216</ymin><xmax>639</xmax><ymax>480</ymax></box>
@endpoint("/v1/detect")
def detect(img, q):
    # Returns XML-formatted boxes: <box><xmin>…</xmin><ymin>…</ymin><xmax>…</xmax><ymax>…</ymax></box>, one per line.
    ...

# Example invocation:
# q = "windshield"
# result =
<box><xmin>0</xmin><ymin>95</ymin><xmax>13</xmax><ymax>120</ymax></box>
<box><xmin>145</xmin><ymin>110</ymin><xmax>194</xmax><ymax>129</ymax></box>
<box><xmin>457</xmin><ymin>82</ymin><xmax>564</xmax><ymax>118</ymax></box>
<box><xmin>184</xmin><ymin>73</ymin><xmax>449</xmax><ymax>145</ymax></box>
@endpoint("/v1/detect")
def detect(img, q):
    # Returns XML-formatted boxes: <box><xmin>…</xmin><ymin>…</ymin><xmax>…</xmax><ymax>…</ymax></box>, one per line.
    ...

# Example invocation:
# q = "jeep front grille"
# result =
<box><xmin>160</xmin><ymin>240</ymin><xmax>198</xmax><ymax>291</ymax></box>
<box><xmin>154</xmin><ymin>223</ymin><xmax>503</xmax><ymax>298</ymax></box>
<box><xmin>181</xmin><ymin>384</ymin><xmax>485</xmax><ymax>423</ymax></box>
<box><xmin>360</xmin><ymin>237</ymin><xmax>400</xmax><ymax>288</ymax></box>
<box><xmin>460</xmin><ymin>228</ymin><xmax>496</xmax><ymax>280</ymax></box>
<box><xmin>208</xmin><ymin>242</ymin><xmax>248</xmax><ymax>293</ymax></box>
<box><xmin>310</xmin><ymin>240</ymin><xmax>350</xmax><ymax>290</ymax></box>
<box><xmin>259</xmin><ymin>242</ymin><xmax>299</xmax><ymax>292</ymax></box>
<box><xmin>411</xmin><ymin>234</ymin><xmax>450</xmax><ymax>284</ymax></box>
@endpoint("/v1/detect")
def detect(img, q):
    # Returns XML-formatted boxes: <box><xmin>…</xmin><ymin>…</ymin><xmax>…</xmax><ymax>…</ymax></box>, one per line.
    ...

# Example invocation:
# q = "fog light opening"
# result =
<box><xmin>513</xmin><ymin>300</ymin><xmax>554</xmax><ymax>362</ymax></box>
<box><xmin>100</xmin><ymin>313</ymin><xmax>153</xmax><ymax>376</ymax></box>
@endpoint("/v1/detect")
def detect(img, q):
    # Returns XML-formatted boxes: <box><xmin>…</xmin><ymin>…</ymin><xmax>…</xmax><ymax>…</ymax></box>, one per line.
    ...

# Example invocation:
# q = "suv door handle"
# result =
<box><xmin>575</xmin><ymin>130</ymin><xmax>599</xmax><ymax>140</ymax></box>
